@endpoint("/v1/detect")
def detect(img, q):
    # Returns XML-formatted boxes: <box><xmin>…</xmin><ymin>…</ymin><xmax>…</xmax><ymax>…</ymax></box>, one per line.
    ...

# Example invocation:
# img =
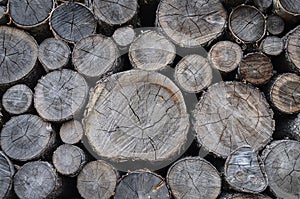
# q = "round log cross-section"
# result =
<box><xmin>156</xmin><ymin>0</ymin><xmax>227</xmax><ymax>47</ymax></box>
<box><xmin>266</xmin><ymin>14</ymin><xmax>285</xmax><ymax>35</ymax></box>
<box><xmin>194</xmin><ymin>81</ymin><xmax>274</xmax><ymax>158</ymax></box>
<box><xmin>83</xmin><ymin>70</ymin><xmax>190</xmax><ymax>171</ymax></box>
<box><xmin>260</xmin><ymin>36</ymin><xmax>284</xmax><ymax>56</ymax></box>
<box><xmin>0</xmin><ymin>151</ymin><xmax>14</xmax><ymax>199</ymax></box>
<box><xmin>60</xmin><ymin>120</ymin><xmax>84</xmax><ymax>144</ymax></box>
<box><xmin>285</xmin><ymin>26</ymin><xmax>300</xmax><ymax>73</ymax></box>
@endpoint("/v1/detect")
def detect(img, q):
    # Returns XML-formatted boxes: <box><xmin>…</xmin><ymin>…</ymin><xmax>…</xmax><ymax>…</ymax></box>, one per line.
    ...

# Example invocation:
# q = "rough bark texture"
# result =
<box><xmin>229</xmin><ymin>5</ymin><xmax>266</xmax><ymax>44</ymax></box>
<box><xmin>50</xmin><ymin>2</ymin><xmax>97</xmax><ymax>43</ymax></box>
<box><xmin>167</xmin><ymin>157</ymin><xmax>221</xmax><ymax>199</ymax></box>
<box><xmin>285</xmin><ymin>26</ymin><xmax>300</xmax><ymax>73</ymax></box>
<box><xmin>275</xmin><ymin>113</ymin><xmax>300</xmax><ymax>141</ymax></box>
<box><xmin>59</xmin><ymin>120</ymin><xmax>83</xmax><ymax>144</ymax></box>
<box><xmin>2</xmin><ymin>84</ymin><xmax>33</xmax><ymax>115</ymax></box>
<box><xmin>77</xmin><ymin>160</ymin><xmax>118</xmax><ymax>199</ymax></box>
<box><xmin>83</xmin><ymin>70</ymin><xmax>189</xmax><ymax>171</ymax></box>
<box><xmin>266</xmin><ymin>14</ymin><xmax>285</xmax><ymax>35</ymax></box>
<box><xmin>0</xmin><ymin>114</ymin><xmax>55</xmax><ymax>161</ymax></box>
<box><xmin>253</xmin><ymin>0</ymin><xmax>272</xmax><ymax>12</ymax></box>
<box><xmin>260</xmin><ymin>36</ymin><xmax>284</xmax><ymax>56</ymax></box>
<box><xmin>0</xmin><ymin>151</ymin><xmax>14</xmax><ymax>199</ymax></box>
<box><xmin>174</xmin><ymin>54</ymin><xmax>213</xmax><ymax>93</ymax></box>
<box><xmin>38</xmin><ymin>38</ymin><xmax>71</xmax><ymax>72</ymax></box>
<box><xmin>219</xmin><ymin>193</ymin><xmax>272</xmax><ymax>199</ymax></box>
<box><xmin>273</xmin><ymin>0</ymin><xmax>300</xmax><ymax>23</ymax></box>
<box><xmin>34</xmin><ymin>69</ymin><xmax>88</xmax><ymax>122</ymax></box>
<box><xmin>114</xmin><ymin>170</ymin><xmax>170</xmax><ymax>199</ymax></box>
<box><xmin>156</xmin><ymin>0</ymin><xmax>227</xmax><ymax>47</ymax></box>
<box><xmin>53</xmin><ymin>144</ymin><xmax>86</xmax><ymax>176</ymax></box>
<box><xmin>208</xmin><ymin>41</ymin><xmax>243</xmax><ymax>73</ymax></box>
<box><xmin>238</xmin><ymin>53</ymin><xmax>273</xmax><ymax>85</ymax></box>
<box><xmin>14</xmin><ymin>161</ymin><xmax>61</xmax><ymax>199</ymax></box>
<box><xmin>224</xmin><ymin>146</ymin><xmax>268</xmax><ymax>193</ymax></box>
<box><xmin>269</xmin><ymin>73</ymin><xmax>300</xmax><ymax>114</ymax></box>
<box><xmin>0</xmin><ymin>26</ymin><xmax>38</xmax><ymax>87</ymax></box>
<box><xmin>193</xmin><ymin>81</ymin><xmax>274</xmax><ymax>158</ymax></box>
<box><xmin>262</xmin><ymin>140</ymin><xmax>300</xmax><ymax>199</ymax></box>
<box><xmin>112</xmin><ymin>25</ymin><xmax>135</xmax><ymax>49</ymax></box>
<box><xmin>129</xmin><ymin>30</ymin><xmax>176</xmax><ymax>71</ymax></box>
<box><xmin>72</xmin><ymin>34</ymin><xmax>120</xmax><ymax>78</ymax></box>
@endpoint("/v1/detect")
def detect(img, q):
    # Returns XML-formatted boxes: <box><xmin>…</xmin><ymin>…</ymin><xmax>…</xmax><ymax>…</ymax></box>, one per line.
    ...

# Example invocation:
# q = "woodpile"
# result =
<box><xmin>0</xmin><ymin>0</ymin><xmax>299</xmax><ymax>198</ymax></box>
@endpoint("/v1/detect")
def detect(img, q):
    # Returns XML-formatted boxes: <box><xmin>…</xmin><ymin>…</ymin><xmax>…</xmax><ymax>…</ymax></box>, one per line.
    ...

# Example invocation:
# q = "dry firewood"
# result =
<box><xmin>112</xmin><ymin>25</ymin><xmax>136</xmax><ymax>50</ymax></box>
<box><xmin>260</xmin><ymin>36</ymin><xmax>284</xmax><ymax>56</ymax></box>
<box><xmin>253</xmin><ymin>0</ymin><xmax>272</xmax><ymax>12</ymax></box>
<box><xmin>285</xmin><ymin>25</ymin><xmax>300</xmax><ymax>73</ymax></box>
<box><xmin>273</xmin><ymin>0</ymin><xmax>300</xmax><ymax>23</ymax></box>
<box><xmin>59</xmin><ymin>120</ymin><xmax>84</xmax><ymax>144</ymax></box>
<box><xmin>0</xmin><ymin>151</ymin><xmax>15</xmax><ymax>199</ymax></box>
<box><xmin>266</xmin><ymin>14</ymin><xmax>285</xmax><ymax>35</ymax></box>
<box><xmin>219</xmin><ymin>193</ymin><xmax>272</xmax><ymax>199</ymax></box>
<box><xmin>0</xmin><ymin>6</ymin><xmax>8</xmax><ymax>25</ymax></box>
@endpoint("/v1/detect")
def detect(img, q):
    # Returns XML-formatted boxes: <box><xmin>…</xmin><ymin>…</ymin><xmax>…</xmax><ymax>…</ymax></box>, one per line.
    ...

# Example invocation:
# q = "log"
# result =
<box><xmin>128</xmin><ymin>30</ymin><xmax>176</xmax><ymax>71</ymax></box>
<box><xmin>2</xmin><ymin>84</ymin><xmax>33</xmax><ymax>115</ymax></box>
<box><xmin>72</xmin><ymin>34</ymin><xmax>120</xmax><ymax>78</ymax></box>
<box><xmin>259</xmin><ymin>36</ymin><xmax>284</xmax><ymax>56</ymax></box>
<box><xmin>34</xmin><ymin>69</ymin><xmax>88</xmax><ymax>122</ymax></box>
<box><xmin>0</xmin><ymin>6</ymin><xmax>8</xmax><ymax>25</ymax></box>
<box><xmin>252</xmin><ymin>0</ymin><xmax>272</xmax><ymax>12</ymax></box>
<box><xmin>224</xmin><ymin>146</ymin><xmax>268</xmax><ymax>193</ymax></box>
<box><xmin>262</xmin><ymin>140</ymin><xmax>300</xmax><ymax>199</ymax></box>
<box><xmin>114</xmin><ymin>170</ymin><xmax>170</xmax><ymax>199</ymax></box>
<box><xmin>0</xmin><ymin>114</ymin><xmax>55</xmax><ymax>161</ymax></box>
<box><xmin>83</xmin><ymin>70</ymin><xmax>189</xmax><ymax>171</ymax></box>
<box><xmin>38</xmin><ymin>38</ymin><xmax>71</xmax><ymax>72</ymax></box>
<box><xmin>174</xmin><ymin>54</ymin><xmax>213</xmax><ymax>93</ymax></box>
<box><xmin>0</xmin><ymin>151</ymin><xmax>15</xmax><ymax>199</ymax></box>
<box><xmin>285</xmin><ymin>25</ymin><xmax>300</xmax><ymax>73</ymax></box>
<box><xmin>14</xmin><ymin>161</ymin><xmax>61</xmax><ymax>199</ymax></box>
<box><xmin>208</xmin><ymin>41</ymin><xmax>243</xmax><ymax>73</ymax></box>
<box><xmin>112</xmin><ymin>25</ymin><xmax>135</xmax><ymax>50</ymax></box>
<box><xmin>193</xmin><ymin>81</ymin><xmax>274</xmax><ymax>158</ymax></box>
<box><xmin>50</xmin><ymin>2</ymin><xmax>97</xmax><ymax>43</ymax></box>
<box><xmin>219</xmin><ymin>193</ymin><xmax>272</xmax><ymax>199</ymax></box>
<box><xmin>0</xmin><ymin>0</ymin><xmax>6</xmax><ymax>5</ymax></box>
<box><xmin>166</xmin><ymin>157</ymin><xmax>221</xmax><ymax>199</ymax></box>
<box><xmin>269</xmin><ymin>73</ymin><xmax>300</xmax><ymax>114</ymax></box>
<box><xmin>156</xmin><ymin>0</ymin><xmax>227</xmax><ymax>47</ymax></box>
<box><xmin>275</xmin><ymin>113</ymin><xmax>300</xmax><ymax>141</ymax></box>
<box><xmin>273</xmin><ymin>0</ymin><xmax>300</xmax><ymax>23</ymax></box>
<box><xmin>59</xmin><ymin>119</ymin><xmax>84</xmax><ymax>144</ymax></box>
<box><xmin>229</xmin><ymin>5</ymin><xmax>266</xmax><ymax>44</ymax></box>
<box><xmin>238</xmin><ymin>53</ymin><xmax>273</xmax><ymax>85</ymax></box>
<box><xmin>266</xmin><ymin>14</ymin><xmax>285</xmax><ymax>35</ymax></box>
<box><xmin>77</xmin><ymin>160</ymin><xmax>118</xmax><ymax>199</ymax></box>
<box><xmin>0</xmin><ymin>26</ymin><xmax>38</xmax><ymax>88</ymax></box>
<box><xmin>52</xmin><ymin>144</ymin><xmax>86</xmax><ymax>176</ymax></box>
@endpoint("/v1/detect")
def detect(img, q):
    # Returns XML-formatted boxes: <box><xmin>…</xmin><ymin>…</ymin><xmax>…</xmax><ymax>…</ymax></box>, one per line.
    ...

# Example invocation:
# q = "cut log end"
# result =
<box><xmin>219</xmin><ymin>193</ymin><xmax>272</xmax><ymax>199</ymax></box>
<box><xmin>285</xmin><ymin>26</ymin><xmax>300</xmax><ymax>73</ymax></box>
<box><xmin>112</xmin><ymin>26</ymin><xmax>136</xmax><ymax>48</ymax></box>
<box><xmin>266</xmin><ymin>14</ymin><xmax>285</xmax><ymax>35</ymax></box>
<box><xmin>60</xmin><ymin>120</ymin><xmax>83</xmax><ymax>144</ymax></box>
<box><xmin>0</xmin><ymin>151</ymin><xmax>14</xmax><ymax>199</ymax></box>
<box><xmin>253</xmin><ymin>0</ymin><xmax>272</xmax><ymax>12</ymax></box>
<box><xmin>260</xmin><ymin>36</ymin><xmax>284</xmax><ymax>56</ymax></box>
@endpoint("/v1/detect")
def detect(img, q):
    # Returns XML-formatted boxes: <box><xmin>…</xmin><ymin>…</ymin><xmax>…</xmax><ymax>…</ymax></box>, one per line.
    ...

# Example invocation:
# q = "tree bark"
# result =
<box><xmin>285</xmin><ymin>25</ymin><xmax>300</xmax><ymax>73</ymax></box>
<box><xmin>77</xmin><ymin>160</ymin><xmax>118</xmax><ymax>199</ymax></box>
<box><xmin>266</xmin><ymin>14</ymin><xmax>285</xmax><ymax>35</ymax></box>
<box><xmin>273</xmin><ymin>0</ymin><xmax>300</xmax><ymax>24</ymax></box>
<box><xmin>59</xmin><ymin>120</ymin><xmax>84</xmax><ymax>144</ymax></box>
<box><xmin>259</xmin><ymin>36</ymin><xmax>284</xmax><ymax>56</ymax></box>
<box><xmin>193</xmin><ymin>81</ymin><xmax>274</xmax><ymax>158</ymax></box>
<box><xmin>50</xmin><ymin>2</ymin><xmax>97</xmax><ymax>43</ymax></box>
<box><xmin>129</xmin><ymin>30</ymin><xmax>176</xmax><ymax>71</ymax></box>
<box><xmin>0</xmin><ymin>114</ymin><xmax>55</xmax><ymax>161</ymax></box>
<box><xmin>262</xmin><ymin>140</ymin><xmax>300</xmax><ymax>199</ymax></box>
<box><xmin>34</xmin><ymin>69</ymin><xmax>88</xmax><ymax>122</ymax></box>
<box><xmin>2</xmin><ymin>84</ymin><xmax>33</xmax><ymax>115</ymax></box>
<box><xmin>114</xmin><ymin>170</ymin><xmax>170</xmax><ymax>199</ymax></box>
<box><xmin>156</xmin><ymin>0</ymin><xmax>227</xmax><ymax>47</ymax></box>
<box><xmin>38</xmin><ymin>37</ymin><xmax>71</xmax><ymax>72</ymax></box>
<box><xmin>0</xmin><ymin>151</ymin><xmax>14</xmax><ymax>199</ymax></box>
<box><xmin>224</xmin><ymin>146</ymin><xmax>268</xmax><ymax>193</ymax></box>
<box><xmin>167</xmin><ymin>156</ymin><xmax>221</xmax><ymax>199</ymax></box>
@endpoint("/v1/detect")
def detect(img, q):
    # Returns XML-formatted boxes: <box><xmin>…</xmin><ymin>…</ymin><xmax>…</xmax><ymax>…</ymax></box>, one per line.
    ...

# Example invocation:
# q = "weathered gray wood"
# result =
<box><xmin>34</xmin><ymin>69</ymin><xmax>88</xmax><ymax>122</ymax></box>
<box><xmin>50</xmin><ymin>2</ymin><xmax>97</xmax><ymax>43</ymax></box>
<box><xmin>174</xmin><ymin>54</ymin><xmax>213</xmax><ymax>93</ymax></box>
<box><xmin>273</xmin><ymin>0</ymin><xmax>300</xmax><ymax>23</ymax></box>
<box><xmin>219</xmin><ymin>193</ymin><xmax>272</xmax><ymax>199</ymax></box>
<box><xmin>77</xmin><ymin>160</ymin><xmax>118</xmax><ymax>199</ymax></box>
<box><xmin>285</xmin><ymin>25</ymin><xmax>300</xmax><ymax>73</ymax></box>
<box><xmin>0</xmin><ymin>6</ymin><xmax>8</xmax><ymax>25</ymax></box>
<box><xmin>275</xmin><ymin>113</ymin><xmax>300</xmax><ymax>141</ymax></box>
<box><xmin>0</xmin><ymin>26</ymin><xmax>38</xmax><ymax>87</ymax></box>
<box><xmin>129</xmin><ymin>30</ymin><xmax>176</xmax><ymax>71</ymax></box>
<box><xmin>72</xmin><ymin>34</ymin><xmax>120</xmax><ymax>78</ymax></box>
<box><xmin>114</xmin><ymin>170</ymin><xmax>170</xmax><ymax>199</ymax></box>
<box><xmin>238</xmin><ymin>53</ymin><xmax>273</xmax><ymax>85</ymax></box>
<box><xmin>208</xmin><ymin>41</ymin><xmax>243</xmax><ymax>73</ymax></box>
<box><xmin>83</xmin><ymin>70</ymin><xmax>189</xmax><ymax>171</ymax></box>
<box><xmin>0</xmin><ymin>114</ymin><xmax>55</xmax><ymax>161</ymax></box>
<box><xmin>253</xmin><ymin>0</ymin><xmax>272</xmax><ymax>12</ymax></box>
<box><xmin>112</xmin><ymin>25</ymin><xmax>135</xmax><ymax>50</ymax></box>
<box><xmin>38</xmin><ymin>38</ymin><xmax>71</xmax><ymax>72</ymax></box>
<box><xmin>269</xmin><ymin>73</ymin><xmax>300</xmax><ymax>114</ymax></box>
<box><xmin>14</xmin><ymin>161</ymin><xmax>61</xmax><ymax>199</ymax></box>
<box><xmin>193</xmin><ymin>81</ymin><xmax>274</xmax><ymax>158</ymax></box>
<box><xmin>224</xmin><ymin>146</ymin><xmax>268</xmax><ymax>193</ymax></box>
<box><xmin>92</xmin><ymin>0</ymin><xmax>138</xmax><ymax>26</ymax></box>
<box><xmin>167</xmin><ymin>157</ymin><xmax>221</xmax><ymax>199</ymax></box>
<box><xmin>53</xmin><ymin>144</ymin><xmax>86</xmax><ymax>176</ymax></box>
<box><xmin>156</xmin><ymin>0</ymin><xmax>227</xmax><ymax>47</ymax></box>
<box><xmin>260</xmin><ymin>36</ymin><xmax>284</xmax><ymax>56</ymax></box>
<box><xmin>0</xmin><ymin>151</ymin><xmax>14</xmax><ymax>199</ymax></box>
<box><xmin>60</xmin><ymin>120</ymin><xmax>83</xmax><ymax>144</ymax></box>
<box><xmin>262</xmin><ymin>140</ymin><xmax>300</xmax><ymax>199</ymax></box>
<box><xmin>266</xmin><ymin>14</ymin><xmax>285</xmax><ymax>35</ymax></box>
<box><xmin>229</xmin><ymin>5</ymin><xmax>266</xmax><ymax>44</ymax></box>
